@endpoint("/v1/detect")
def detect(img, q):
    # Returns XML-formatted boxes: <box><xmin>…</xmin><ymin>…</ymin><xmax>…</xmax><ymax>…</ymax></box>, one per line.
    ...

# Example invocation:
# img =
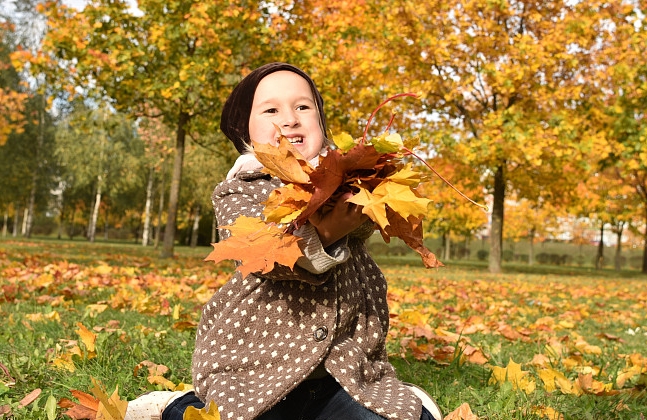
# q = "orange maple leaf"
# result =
<box><xmin>59</xmin><ymin>389</ymin><xmax>99</xmax><ymax>419</ymax></box>
<box><xmin>205</xmin><ymin>216</ymin><xmax>304</xmax><ymax>278</ymax></box>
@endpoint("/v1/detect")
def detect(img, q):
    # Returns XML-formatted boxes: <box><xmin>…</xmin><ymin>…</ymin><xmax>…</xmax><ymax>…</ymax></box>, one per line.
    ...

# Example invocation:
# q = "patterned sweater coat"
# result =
<box><xmin>192</xmin><ymin>170</ymin><xmax>422</xmax><ymax>420</ymax></box>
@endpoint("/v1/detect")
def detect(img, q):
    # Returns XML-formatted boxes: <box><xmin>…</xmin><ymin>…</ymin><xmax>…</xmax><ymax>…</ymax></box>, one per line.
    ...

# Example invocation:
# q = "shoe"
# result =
<box><xmin>124</xmin><ymin>390</ymin><xmax>193</xmax><ymax>420</ymax></box>
<box><xmin>404</xmin><ymin>383</ymin><xmax>444</xmax><ymax>420</ymax></box>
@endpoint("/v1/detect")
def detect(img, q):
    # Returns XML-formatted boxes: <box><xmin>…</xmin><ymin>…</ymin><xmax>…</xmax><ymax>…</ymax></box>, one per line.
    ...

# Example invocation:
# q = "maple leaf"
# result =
<box><xmin>380</xmin><ymin>209</ymin><xmax>443</xmax><ymax>269</ymax></box>
<box><xmin>90</xmin><ymin>378</ymin><xmax>127</xmax><ymax>420</ymax></box>
<box><xmin>253</xmin><ymin>134</ymin><xmax>313</xmax><ymax>184</ymax></box>
<box><xmin>489</xmin><ymin>358</ymin><xmax>536</xmax><ymax>394</ymax></box>
<box><xmin>205</xmin><ymin>216</ymin><xmax>304</xmax><ymax>278</ymax></box>
<box><xmin>291</xmin><ymin>142</ymin><xmax>383</xmax><ymax>228</ymax></box>
<box><xmin>263</xmin><ymin>183</ymin><xmax>313</xmax><ymax>224</ymax></box>
<box><xmin>538</xmin><ymin>368</ymin><xmax>580</xmax><ymax>395</ymax></box>
<box><xmin>347</xmin><ymin>179</ymin><xmax>430</xmax><ymax>230</ymax></box>
<box><xmin>60</xmin><ymin>390</ymin><xmax>99</xmax><ymax>420</ymax></box>
<box><xmin>444</xmin><ymin>402</ymin><xmax>479</xmax><ymax>420</ymax></box>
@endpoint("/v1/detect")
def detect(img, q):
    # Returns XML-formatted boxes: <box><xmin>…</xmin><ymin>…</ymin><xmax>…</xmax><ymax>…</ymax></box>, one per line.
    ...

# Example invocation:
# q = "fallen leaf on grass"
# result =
<box><xmin>532</xmin><ymin>405</ymin><xmax>564</xmax><ymax>420</ymax></box>
<box><xmin>59</xmin><ymin>390</ymin><xmax>99</xmax><ymax>419</ymax></box>
<box><xmin>461</xmin><ymin>345</ymin><xmax>489</xmax><ymax>365</ymax></box>
<box><xmin>577</xmin><ymin>373</ymin><xmax>618</xmax><ymax>396</ymax></box>
<box><xmin>90</xmin><ymin>378</ymin><xmax>127</xmax><ymax>420</ymax></box>
<box><xmin>489</xmin><ymin>358</ymin><xmax>536</xmax><ymax>394</ymax></box>
<box><xmin>19</xmin><ymin>388</ymin><xmax>41</xmax><ymax>407</ymax></box>
<box><xmin>538</xmin><ymin>368</ymin><xmax>580</xmax><ymax>395</ymax></box>
<box><xmin>444</xmin><ymin>402</ymin><xmax>478</xmax><ymax>420</ymax></box>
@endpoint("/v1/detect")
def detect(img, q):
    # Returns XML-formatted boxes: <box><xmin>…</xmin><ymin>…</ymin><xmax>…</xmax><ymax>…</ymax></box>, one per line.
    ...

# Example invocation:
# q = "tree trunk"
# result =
<box><xmin>443</xmin><ymin>231</ymin><xmax>451</xmax><ymax>261</ymax></box>
<box><xmin>21</xmin><ymin>207</ymin><xmax>29</xmax><ymax>236</ymax></box>
<box><xmin>12</xmin><ymin>204</ymin><xmax>20</xmax><ymax>237</ymax></box>
<box><xmin>489</xmin><ymin>164</ymin><xmax>505</xmax><ymax>273</ymax></box>
<box><xmin>614</xmin><ymin>222</ymin><xmax>624</xmax><ymax>271</ymax></box>
<box><xmin>88</xmin><ymin>177</ymin><xmax>103</xmax><ymax>243</ymax></box>
<box><xmin>154</xmin><ymin>171</ymin><xmax>166</xmax><ymax>249</ymax></box>
<box><xmin>595</xmin><ymin>222</ymin><xmax>604</xmax><ymax>270</ymax></box>
<box><xmin>190</xmin><ymin>204</ymin><xmax>201</xmax><ymax>248</ymax></box>
<box><xmin>161</xmin><ymin>111</ymin><xmax>189</xmax><ymax>258</ymax></box>
<box><xmin>528</xmin><ymin>227</ymin><xmax>535</xmax><ymax>266</ymax></box>
<box><xmin>142</xmin><ymin>166</ymin><xmax>155</xmax><ymax>246</ymax></box>
<box><xmin>2</xmin><ymin>211</ymin><xmax>7</xmax><ymax>237</ymax></box>
<box><xmin>23</xmin><ymin>95</ymin><xmax>45</xmax><ymax>238</ymax></box>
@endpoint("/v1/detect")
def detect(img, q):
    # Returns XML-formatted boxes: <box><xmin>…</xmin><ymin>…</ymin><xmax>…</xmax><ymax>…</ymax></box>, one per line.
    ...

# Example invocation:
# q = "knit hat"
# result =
<box><xmin>220</xmin><ymin>62</ymin><xmax>327</xmax><ymax>154</ymax></box>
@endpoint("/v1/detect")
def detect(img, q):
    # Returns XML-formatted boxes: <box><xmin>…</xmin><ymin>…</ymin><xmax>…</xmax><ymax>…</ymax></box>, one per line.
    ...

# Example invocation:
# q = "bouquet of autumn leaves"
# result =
<box><xmin>206</xmin><ymin>98</ymin><xmax>444</xmax><ymax>276</ymax></box>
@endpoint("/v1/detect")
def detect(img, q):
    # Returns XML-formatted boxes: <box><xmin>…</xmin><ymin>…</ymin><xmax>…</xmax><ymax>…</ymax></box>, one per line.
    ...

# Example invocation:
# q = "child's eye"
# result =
<box><xmin>264</xmin><ymin>108</ymin><xmax>278</xmax><ymax>114</ymax></box>
<box><xmin>296</xmin><ymin>105</ymin><xmax>310</xmax><ymax>111</ymax></box>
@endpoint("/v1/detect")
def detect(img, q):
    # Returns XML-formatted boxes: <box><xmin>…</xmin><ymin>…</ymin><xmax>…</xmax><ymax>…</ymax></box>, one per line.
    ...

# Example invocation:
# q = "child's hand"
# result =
<box><xmin>309</xmin><ymin>192</ymin><xmax>369</xmax><ymax>248</ymax></box>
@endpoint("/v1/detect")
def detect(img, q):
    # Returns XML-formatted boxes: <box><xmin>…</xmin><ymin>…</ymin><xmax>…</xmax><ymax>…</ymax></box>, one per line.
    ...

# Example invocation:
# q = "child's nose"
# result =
<box><xmin>281</xmin><ymin>111</ymin><xmax>299</xmax><ymax>127</ymax></box>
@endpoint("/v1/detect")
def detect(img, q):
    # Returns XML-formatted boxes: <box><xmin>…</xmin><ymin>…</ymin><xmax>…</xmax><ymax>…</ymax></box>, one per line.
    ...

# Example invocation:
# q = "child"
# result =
<box><xmin>125</xmin><ymin>62</ymin><xmax>443</xmax><ymax>420</ymax></box>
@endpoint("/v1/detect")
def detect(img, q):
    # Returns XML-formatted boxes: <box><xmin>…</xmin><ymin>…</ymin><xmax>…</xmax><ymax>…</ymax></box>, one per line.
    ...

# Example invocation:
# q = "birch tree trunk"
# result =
<box><xmin>443</xmin><ymin>231</ymin><xmax>451</xmax><ymax>261</ymax></box>
<box><xmin>190</xmin><ymin>204</ymin><xmax>201</xmax><ymax>248</ymax></box>
<box><xmin>21</xmin><ymin>207</ymin><xmax>29</xmax><ymax>236</ymax></box>
<box><xmin>154</xmin><ymin>173</ymin><xmax>166</xmax><ymax>249</ymax></box>
<box><xmin>2</xmin><ymin>212</ymin><xmax>7</xmax><ymax>237</ymax></box>
<box><xmin>142</xmin><ymin>166</ymin><xmax>155</xmax><ymax>246</ymax></box>
<box><xmin>88</xmin><ymin>176</ymin><xmax>103</xmax><ymax>243</ymax></box>
<box><xmin>12</xmin><ymin>205</ymin><xmax>19</xmax><ymax>237</ymax></box>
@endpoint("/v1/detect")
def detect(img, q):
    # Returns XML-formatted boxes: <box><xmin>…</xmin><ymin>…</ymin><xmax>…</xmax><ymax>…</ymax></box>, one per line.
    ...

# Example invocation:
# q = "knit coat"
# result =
<box><xmin>192</xmin><ymin>170</ymin><xmax>422</xmax><ymax>420</ymax></box>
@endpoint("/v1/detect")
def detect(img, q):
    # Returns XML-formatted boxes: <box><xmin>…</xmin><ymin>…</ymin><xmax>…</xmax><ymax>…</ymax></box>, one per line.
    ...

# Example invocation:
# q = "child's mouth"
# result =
<box><xmin>288</xmin><ymin>136</ymin><xmax>304</xmax><ymax>144</ymax></box>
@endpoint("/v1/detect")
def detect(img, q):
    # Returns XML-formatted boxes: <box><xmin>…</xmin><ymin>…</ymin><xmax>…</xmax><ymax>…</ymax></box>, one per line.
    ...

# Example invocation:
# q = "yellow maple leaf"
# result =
<box><xmin>331</xmin><ymin>131</ymin><xmax>357</xmax><ymax>152</ymax></box>
<box><xmin>489</xmin><ymin>358</ymin><xmax>536</xmax><ymax>394</ymax></box>
<box><xmin>387</xmin><ymin>162</ymin><xmax>423</xmax><ymax>186</ymax></box>
<box><xmin>538</xmin><ymin>368</ymin><xmax>580</xmax><ymax>395</ymax></box>
<box><xmin>348</xmin><ymin>180</ymin><xmax>431</xmax><ymax>230</ymax></box>
<box><xmin>263</xmin><ymin>183</ymin><xmax>312</xmax><ymax>224</ymax></box>
<box><xmin>184</xmin><ymin>401</ymin><xmax>221</xmax><ymax>420</ymax></box>
<box><xmin>371</xmin><ymin>132</ymin><xmax>404</xmax><ymax>153</ymax></box>
<box><xmin>90</xmin><ymin>378</ymin><xmax>127</xmax><ymax>420</ymax></box>
<box><xmin>76</xmin><ymin>322</ymin><xmax>96</xmax><ymax>354</ymax></box>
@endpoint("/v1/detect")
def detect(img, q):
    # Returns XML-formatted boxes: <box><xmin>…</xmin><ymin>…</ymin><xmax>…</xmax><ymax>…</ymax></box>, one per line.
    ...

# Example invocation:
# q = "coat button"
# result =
<box><xmin>314</xmin><ymin>327</ymin><xmax>328</xmax><ymax>341</ymax></box>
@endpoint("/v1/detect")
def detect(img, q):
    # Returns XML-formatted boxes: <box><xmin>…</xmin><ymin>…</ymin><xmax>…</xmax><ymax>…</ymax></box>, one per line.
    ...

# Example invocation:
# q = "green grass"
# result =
<box><xmin>1</xmin><ymin>237</ymin><xmax>646</xmax><ymax>419</ymax></box>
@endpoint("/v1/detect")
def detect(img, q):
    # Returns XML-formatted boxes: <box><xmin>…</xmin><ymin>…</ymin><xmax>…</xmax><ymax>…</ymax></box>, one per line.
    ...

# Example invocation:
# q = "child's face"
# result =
<box><xmin>249</xmin><ymin>71</ymin><xmax>325</xmax><ymax>161</ymax></box>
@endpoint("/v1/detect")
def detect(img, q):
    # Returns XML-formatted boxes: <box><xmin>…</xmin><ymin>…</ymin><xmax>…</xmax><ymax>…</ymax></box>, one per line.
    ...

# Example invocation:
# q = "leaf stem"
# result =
<box><xmin>405</xmin><ymin>147</ymin><xmax>490</xmax><ymax>212</ymax></box>
<box><xmin>362</xmin><ymin>92</ymin><xmax>418</xmax><ymax>144</ymax></box>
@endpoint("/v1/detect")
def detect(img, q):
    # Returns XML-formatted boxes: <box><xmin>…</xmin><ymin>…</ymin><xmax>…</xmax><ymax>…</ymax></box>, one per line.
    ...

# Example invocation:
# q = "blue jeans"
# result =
<box><xmin>163</xmin><ymin>375</ymin><xmax>438</xmax><ymax>420</ymax></box>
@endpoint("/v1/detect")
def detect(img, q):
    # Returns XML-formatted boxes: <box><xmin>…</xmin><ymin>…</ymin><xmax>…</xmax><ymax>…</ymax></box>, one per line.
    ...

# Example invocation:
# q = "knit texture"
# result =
<box><xmin>192</xmin><ymin>170</ymin><xmax>422</xmax><ymax>420</ymax></box>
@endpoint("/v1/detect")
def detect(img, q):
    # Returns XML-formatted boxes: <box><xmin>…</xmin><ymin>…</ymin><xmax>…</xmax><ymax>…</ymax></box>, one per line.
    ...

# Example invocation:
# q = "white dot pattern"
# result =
<box><xmin>193</xmin><ymin>171</ymin><xmax>421</xmax><ymax>420</ymax></box>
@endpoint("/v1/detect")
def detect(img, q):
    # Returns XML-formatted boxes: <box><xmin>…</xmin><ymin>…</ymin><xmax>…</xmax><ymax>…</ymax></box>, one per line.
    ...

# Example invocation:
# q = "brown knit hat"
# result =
<box><xmin>220</xmin><ymin>62</ymin><xmax>327</xmax><ymax>154</ymax></box>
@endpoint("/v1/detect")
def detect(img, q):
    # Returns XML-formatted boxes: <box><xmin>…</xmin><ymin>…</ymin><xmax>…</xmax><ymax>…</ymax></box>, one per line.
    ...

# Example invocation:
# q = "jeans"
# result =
<box><xmin>163</xmin><ymin>375</ymin><xmax>438</xmax><ymax>420</ymax></box>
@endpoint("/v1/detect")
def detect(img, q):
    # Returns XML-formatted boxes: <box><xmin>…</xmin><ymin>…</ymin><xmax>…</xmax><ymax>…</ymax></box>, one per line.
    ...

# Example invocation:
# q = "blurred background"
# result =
<box><xmin>1</xmin><ymin>0</ymin><xmax>645</xmax><ymax>272</ymax></box>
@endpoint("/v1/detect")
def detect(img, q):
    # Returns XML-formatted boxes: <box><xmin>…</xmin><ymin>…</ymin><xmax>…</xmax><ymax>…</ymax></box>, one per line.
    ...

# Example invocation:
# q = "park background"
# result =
<box><xmin>1</xmin><ymin>1</ymin><xmax>647</xmax><ymax>419</ymax></box>
<box><xmin>1</xmin><ymin>0</ymin><xmax>646</xmax><ymax>274</ymax></box>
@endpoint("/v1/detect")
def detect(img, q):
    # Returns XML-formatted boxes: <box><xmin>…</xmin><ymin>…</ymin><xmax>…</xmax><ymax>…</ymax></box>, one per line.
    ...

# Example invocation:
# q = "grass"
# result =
<box><xmin>1</xmin><ymin>237</ymin><xmax>646</xmax><ymax>419</ymax></box>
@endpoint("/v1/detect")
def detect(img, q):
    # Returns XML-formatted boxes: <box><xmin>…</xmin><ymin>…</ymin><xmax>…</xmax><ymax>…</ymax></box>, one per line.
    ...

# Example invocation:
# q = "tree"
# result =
<box><xmin>597</xmin><ymin>4</ymin><xmax>647</xmax><ymax>273</ymax></box>
<box><xmin>15</xmin><ymin>0</ymin><xmax>272</xmax><ymax>256</ymax></box>
<box><xmin>271</xmin><ymin>0</ymin><xmax>615</xmax><ymax>273</ymax></box>
<box><xmin>55</xmin><ymin>105</ymin><xmax>142</xmax><ymax>242</ymax></box>
<box><xmin>0</xmin><ymin>20</ymin><xmax>27</xmax><ymax>146</ymax></box>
